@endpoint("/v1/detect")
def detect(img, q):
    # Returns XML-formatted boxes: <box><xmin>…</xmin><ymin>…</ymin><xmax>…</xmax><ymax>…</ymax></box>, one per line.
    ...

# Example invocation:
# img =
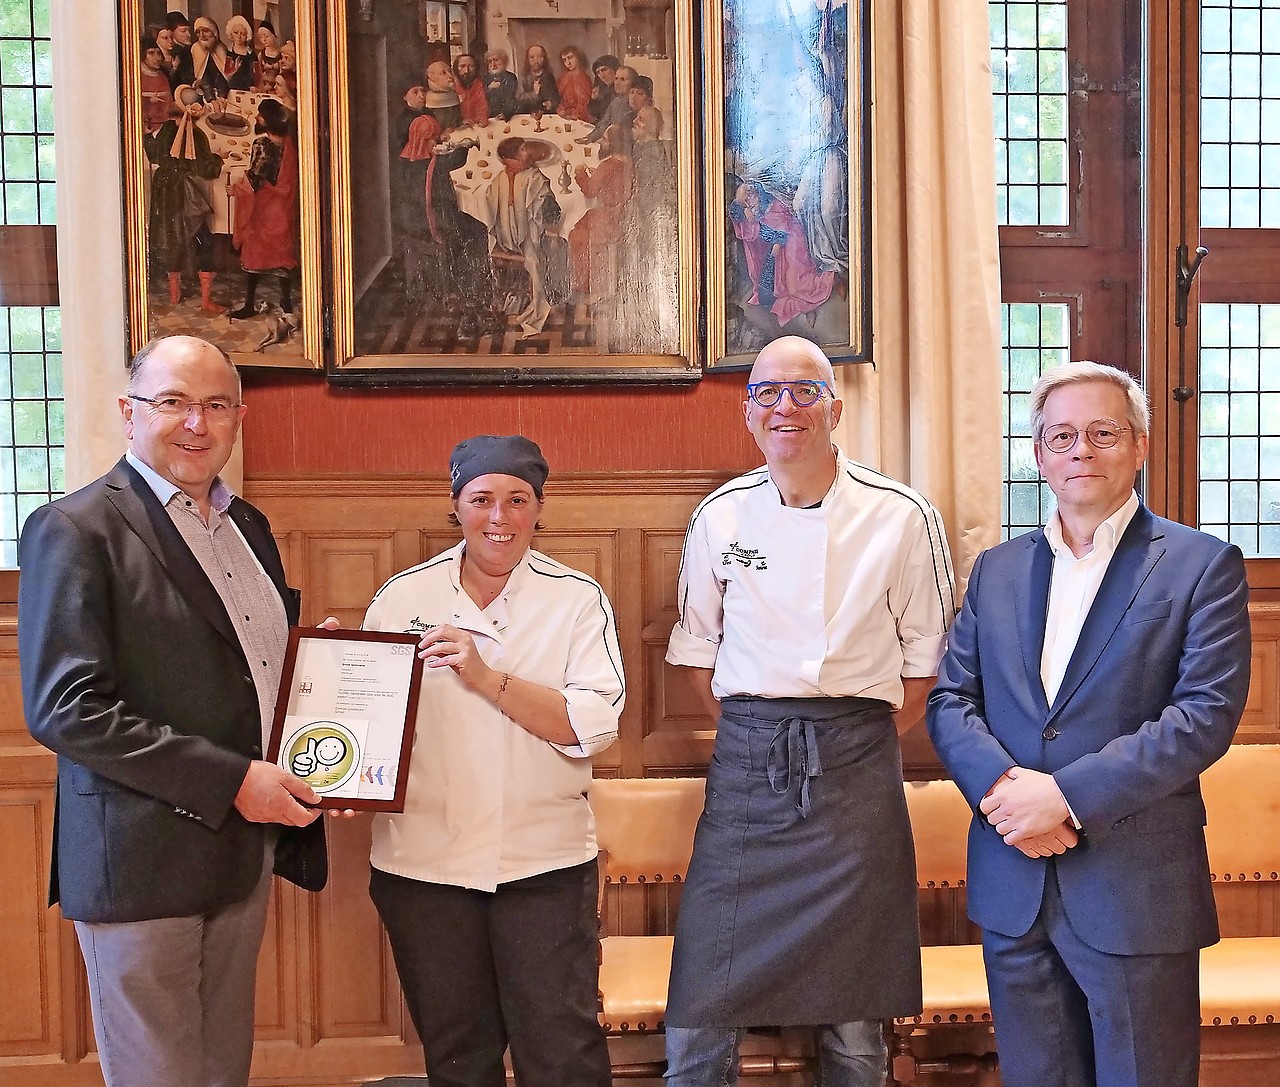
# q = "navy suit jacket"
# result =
<box><xmin>18</xmin><ymin>458</ymin><xmax>326</xmax><ymax>923</ymax></box>
<box><xmin>927</xmin><ymin>504</ymin><xmax>1250</xmax><ymax>955</ymax></box>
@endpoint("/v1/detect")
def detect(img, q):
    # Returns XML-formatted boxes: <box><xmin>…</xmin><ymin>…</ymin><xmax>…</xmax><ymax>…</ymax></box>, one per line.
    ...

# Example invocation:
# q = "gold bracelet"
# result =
<box><xmin>496</xmin><ymin>672</ymin><xmax>510</xmax><ymax>701</ymax></box>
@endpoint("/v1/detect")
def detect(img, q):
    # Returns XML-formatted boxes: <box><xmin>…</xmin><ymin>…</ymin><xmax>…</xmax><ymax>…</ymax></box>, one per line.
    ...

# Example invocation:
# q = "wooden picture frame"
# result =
<box><xmin>267</xmin><ymin>627</ymin><xmax>423</xmax><ymax>812</ymax></box>
<box><xmin>703</xmin><ymin>0</ymin><xmax>872</xmax><ymax>370</ymax></box>
<box><xmin>325</xmin><ymin>0</ymin><xmax>701</xmax><ymax>384</ymax></box>
<box><xmin>119</xmin><ymin>2</ymin><xmax>323</xmax><ymax>369</ymax></box>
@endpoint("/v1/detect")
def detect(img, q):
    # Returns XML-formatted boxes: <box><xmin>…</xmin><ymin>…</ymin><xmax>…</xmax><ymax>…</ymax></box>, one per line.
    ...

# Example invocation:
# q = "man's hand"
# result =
<box><xmin>979</xmin><ymin>767</ymin><xmax>1073</xmax><ymax>846</ymax></box>
<box><xmin>893</xmin><ymin>676</ymin><xmax>934</xmax><ymax>736</ymax></box>
<box><xmin>1006</xmin><ymin>824</ymin><xmax>1079</xmax><ymax>859</ymax></box>
<box><xmin>234</xmin><ymin>761</ymin><xmax>321</xmax><ymax>826</ymax></box>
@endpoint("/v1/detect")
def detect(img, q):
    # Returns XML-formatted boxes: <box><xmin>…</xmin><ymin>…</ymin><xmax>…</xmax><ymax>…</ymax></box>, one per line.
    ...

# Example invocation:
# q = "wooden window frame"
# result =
<box><xmin>1147</xmin><ymin>0</ymin><xmax>1280</xmax><ymax>594</ymax></box>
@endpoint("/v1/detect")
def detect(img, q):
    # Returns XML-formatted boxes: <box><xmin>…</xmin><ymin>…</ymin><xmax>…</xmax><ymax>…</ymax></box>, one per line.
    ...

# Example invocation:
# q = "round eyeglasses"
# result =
<box><xmin>1039</xmin><ymin>419</ymin><xmax>1133</xmax><ymax>454</ymax></box>
<box><xmin>746</xmin><ymin>380</ymin><xmax>832</xmax><ymax>409</ymax></box>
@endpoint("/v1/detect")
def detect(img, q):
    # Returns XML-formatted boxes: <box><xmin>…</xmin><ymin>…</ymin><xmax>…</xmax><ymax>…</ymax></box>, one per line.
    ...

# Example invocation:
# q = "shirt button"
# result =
<box><xmin>1042</xmin><ymin>726</ymin><xmax>1058</xmax><ymax>740</ymax></box>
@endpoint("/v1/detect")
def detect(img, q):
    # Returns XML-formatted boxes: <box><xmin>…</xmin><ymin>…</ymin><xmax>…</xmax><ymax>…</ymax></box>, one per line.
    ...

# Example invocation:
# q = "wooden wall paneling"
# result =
<box><xmin>302</xmin><ymin>533</ymin><xmax>402</xmax><ymax>629</ymax></box>
<box><xmin>313</xmin><ymin>816</ymin><xmax>405</xmax><ymax>1042</ymax></box>
<box><xmin>0</xmin><ymin>630</ymin><xmax>26</xmax><ymax>747</ymax></box>
<box><xmin>641</xmin><ymin>529</ymin><xmax>714</xmax><ymax>773</ymax></box>
<box><xmin>1213</xmin><ymin>882</ymin><xmax>1280</xmax><ymax>942</ymax></box>
<box><xmin>1240</xmin><ymin>603</ymin><xmax>1280</xmax><ymax>739</ymax></box>
<box><xmin>611</xmin><ymin>527</ymin><xmax>645</xmax><ymax>776</ymax></box>
<box><xmin>252</xmin><ymin>884</ymin><xmax>295</xmax><ymax>1043</ymax></box>
<box><xmin>0</xmin><ymin>778</ymin><xmax>57</xmax><ymax>1058</ymax></box>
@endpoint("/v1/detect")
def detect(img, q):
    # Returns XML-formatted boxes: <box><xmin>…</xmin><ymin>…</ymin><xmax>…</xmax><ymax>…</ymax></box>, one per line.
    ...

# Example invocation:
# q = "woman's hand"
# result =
<box><xmin>418</xmin><ymin>624</ymin><xmax>497</xmax><ymax>695</ymax></box>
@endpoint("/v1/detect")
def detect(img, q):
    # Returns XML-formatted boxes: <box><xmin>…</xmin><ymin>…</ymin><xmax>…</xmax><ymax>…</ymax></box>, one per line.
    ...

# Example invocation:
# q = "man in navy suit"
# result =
<box><xmin>927</xmin><ymin>361</ymin><xmax>1250</xmax><ymax>1087</ymax></box>
<box><xmin>19</xmin><ymin>335</ymin><xmax>326</xmax><ymax>1087</ymax></box>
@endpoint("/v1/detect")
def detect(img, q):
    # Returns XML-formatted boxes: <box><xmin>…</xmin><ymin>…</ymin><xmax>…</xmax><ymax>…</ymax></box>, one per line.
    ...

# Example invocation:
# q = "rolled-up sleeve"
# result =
<box><xmin>552</xmin><ymin>583</ymin><xmax>626</xmax><ymax>758</ymax></box>
<box><xmin>665</xmin><ymin>509</ymin><xmax>724</xmax><ymax>669</ymax></box>
<box><xmin>893</xmin><ymin>502</ymin><xmax>957</xmax><ymax>678</ymax></box>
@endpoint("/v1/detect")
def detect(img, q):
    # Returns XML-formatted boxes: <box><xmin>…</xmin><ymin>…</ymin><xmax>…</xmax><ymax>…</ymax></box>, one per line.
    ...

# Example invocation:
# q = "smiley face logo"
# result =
<box><xmin>285</xmin><ymin>721</ymin><xmax>359</xmax><ymax>794</ymax></box>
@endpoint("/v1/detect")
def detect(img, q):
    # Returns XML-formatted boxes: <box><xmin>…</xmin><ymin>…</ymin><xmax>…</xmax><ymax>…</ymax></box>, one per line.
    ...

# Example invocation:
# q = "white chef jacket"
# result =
<box><xmin>363</xmin><ymin>543</ymin><xmax>624</xmax><ymax>892</ymax></box>
<box><xmin>666</xmin><ymin>450</ymin><xmax>956</xmax><ymax>706</ymax></box>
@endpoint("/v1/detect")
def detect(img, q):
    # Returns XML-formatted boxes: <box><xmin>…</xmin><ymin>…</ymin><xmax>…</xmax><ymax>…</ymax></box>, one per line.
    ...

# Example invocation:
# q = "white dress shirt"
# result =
<box><xmin>666</xmin><ymin>449</ymin><xmax>956</xmax><ymax>706</ymax></box>
<box><xmin>362</xmin><ymin>543</ymin><xmax>624</xmax><ymax>892</ymax></box>
<box><xmin>1040</xmin><ymin>491</ymin><xmax>1140</xmax><ymax>705</ymax></box>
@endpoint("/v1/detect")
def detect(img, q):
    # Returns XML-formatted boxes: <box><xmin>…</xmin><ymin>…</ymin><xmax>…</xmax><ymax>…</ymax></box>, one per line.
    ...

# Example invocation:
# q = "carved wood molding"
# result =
<box><xmin>247</xmin><ymin>471</ymin><xmax>736</xmax><ymax>500</ymax></box>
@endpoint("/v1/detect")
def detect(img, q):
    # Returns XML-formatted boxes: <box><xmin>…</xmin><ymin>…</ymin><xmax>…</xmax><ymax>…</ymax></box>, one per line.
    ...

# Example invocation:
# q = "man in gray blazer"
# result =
<box><xmin>18</xmin><ymin>335</ymin><xmax>327</xmax><ymax>1087</ymax></box>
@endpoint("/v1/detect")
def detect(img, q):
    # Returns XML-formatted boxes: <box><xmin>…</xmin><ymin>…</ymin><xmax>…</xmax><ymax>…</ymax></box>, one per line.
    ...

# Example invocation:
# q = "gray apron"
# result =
<box><xmin>665</xmin><ymin>696</ymin><xmax>922</xmax><ymax>1026</ymax></box>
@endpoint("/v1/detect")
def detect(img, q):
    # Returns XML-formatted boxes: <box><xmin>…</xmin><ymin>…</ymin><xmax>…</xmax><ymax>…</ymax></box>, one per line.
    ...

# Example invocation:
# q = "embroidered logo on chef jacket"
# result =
<box><xmin>404</xmin><ymin>616</ymin><xmax>440</xmax><ymax>634</ymax></box>
<box><xmin>721</xmin><ymin>541</ymin><xmax>768</xmax><ymax>570</ymax></box>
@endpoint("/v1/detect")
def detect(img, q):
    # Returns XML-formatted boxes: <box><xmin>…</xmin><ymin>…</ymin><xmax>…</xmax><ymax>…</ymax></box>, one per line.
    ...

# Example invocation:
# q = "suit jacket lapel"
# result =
<box><xmin>1047</xmin><ymin>506</ymin><xmax>1166</xmax><ymax>720</ymax></box>
<box><xmin>1013</xmin><ymin>531</ymin><xmax>1053</xmax><ymax>716</ymax></box>
<box><xmin>105</xmin><ymin>458</ymin><xmax>241</xmax><ymax>651</ymax></box>
<box><xmin>227</xmin><ymin>498</ymin><xmax>300</xmax><ymax>625</ymax></box>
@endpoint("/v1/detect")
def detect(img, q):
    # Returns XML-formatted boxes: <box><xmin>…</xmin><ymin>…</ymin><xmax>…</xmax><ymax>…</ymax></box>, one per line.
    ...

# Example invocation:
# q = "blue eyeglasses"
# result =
<box><xmin>746</xmin><ymin>380</ymin><xmax>832</xmax><ymax>408</ymax></box>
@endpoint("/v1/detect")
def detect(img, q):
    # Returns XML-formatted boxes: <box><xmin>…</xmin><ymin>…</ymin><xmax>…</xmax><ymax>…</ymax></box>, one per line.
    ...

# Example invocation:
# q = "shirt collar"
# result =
<box><xmin>1045</xmin><ymin>490</ymin><xmax>1139</xmax><ymax>559</ymax></box>
<box><xmin>767</xmin><ymin>443</ymin><xmax>842</xmax><ymax>509</ymax></box>
<box><xmin>125</xmin><ymin>450</ymin><xmax>234</xmax><ymax>513</ymax></box>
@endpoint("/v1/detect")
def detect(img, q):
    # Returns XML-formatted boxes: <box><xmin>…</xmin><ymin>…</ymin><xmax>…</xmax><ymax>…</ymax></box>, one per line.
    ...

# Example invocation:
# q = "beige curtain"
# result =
<box><xmin>51</xmin><ymin>2</ymin><xmax>130</xmax><ymax>492</ymax></box>
<box><xmin>835</xmin><ymin>0</ymin><xmax>1003</xmax><ymax>589</ymax></box>
<box><xmin>52</xmin><ymin>3</ymin><xmax>248</xmax><ymax>496</ymax></box>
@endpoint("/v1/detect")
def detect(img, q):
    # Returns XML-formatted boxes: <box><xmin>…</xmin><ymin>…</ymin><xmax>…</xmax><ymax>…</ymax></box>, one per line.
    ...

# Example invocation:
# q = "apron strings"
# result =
<box><xmin>767</xmin><ymin>716</ymin><xmax>823</xmax><ymax>817</ymax></box>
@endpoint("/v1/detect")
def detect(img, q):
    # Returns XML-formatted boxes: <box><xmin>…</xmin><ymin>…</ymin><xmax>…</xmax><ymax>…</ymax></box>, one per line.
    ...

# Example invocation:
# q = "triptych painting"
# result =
<box><xmin>119</xmin><ymin>0</ymin><xmax>868</xmax><ymax>382</ymax></box>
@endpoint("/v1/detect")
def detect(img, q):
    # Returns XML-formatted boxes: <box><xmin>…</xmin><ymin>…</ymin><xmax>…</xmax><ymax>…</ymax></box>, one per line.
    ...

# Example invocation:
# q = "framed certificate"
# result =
<box><xmin>268</xmin><ymin>627</ymin><xmax>423</xmax><ymax>811</ymax></box>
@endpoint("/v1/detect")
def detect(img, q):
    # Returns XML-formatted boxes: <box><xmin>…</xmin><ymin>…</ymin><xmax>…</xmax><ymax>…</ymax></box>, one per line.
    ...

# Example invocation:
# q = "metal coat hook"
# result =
<box><xmin>1175</xmin><ymin>243</ymin><xmax>1208</xmax><ymax>328</ymax></box>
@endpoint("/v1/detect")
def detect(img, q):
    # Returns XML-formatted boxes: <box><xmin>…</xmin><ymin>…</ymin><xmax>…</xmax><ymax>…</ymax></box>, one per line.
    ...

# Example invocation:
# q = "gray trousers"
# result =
<box><xmin>74</xmin><ymin>841</ymin><xmax>274</xmax><ymax>1087</ymax></box>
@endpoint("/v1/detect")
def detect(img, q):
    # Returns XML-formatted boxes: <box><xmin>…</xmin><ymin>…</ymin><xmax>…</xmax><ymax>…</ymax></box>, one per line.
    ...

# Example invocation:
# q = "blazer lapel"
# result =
<box><xmin>1047</xmin><ymin>506</ymin><xmax>1166</xmax><ymax>720</ymax></box>
<box><xmin>105</xmin><ymin>458</ymin><xmax>241</xmax><ymax>651</ymax></box>
<box><xmin>1013</xmin><ymin>531</ymin><xmax>1053</xmax><ymax>716</ymax></box>
<box><xmin>228</xmin><ymin>498</ymin><xmax>300</xmax><ymax>625</ymax></box>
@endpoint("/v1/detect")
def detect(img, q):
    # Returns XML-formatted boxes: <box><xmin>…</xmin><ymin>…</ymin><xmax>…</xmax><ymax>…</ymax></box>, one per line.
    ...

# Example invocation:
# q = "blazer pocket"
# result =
<box><xmin>1111</xmin><ymin>790</ymin><xmax>1207</xmax><ymax>835</ymax></box>
<box><xmin>69</xmin><ymin>762</ymin><xmax>129</xmax><ymax>796</ymax></box>
<box><xmin>1123</xmin><ymin>598</ymin><xmax>1172</xmax><ymax>626</ymax></box>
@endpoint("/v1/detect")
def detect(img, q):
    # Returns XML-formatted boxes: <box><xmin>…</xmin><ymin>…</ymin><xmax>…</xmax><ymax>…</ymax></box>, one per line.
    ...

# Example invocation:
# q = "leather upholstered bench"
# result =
<box><xmin>591</xmin><ymin>777</ymin><xmax>814</xmax><ymax>1080</ymax></box>
<box><xmin>890</xmin><ymin>743</ymin><xmax>1280</xmax><ymax>1084</ymax></box>
<box><xmin>590</xmin><ymin>746</ymin><xmax>1280</xmax><ymax>1084</ymax></box>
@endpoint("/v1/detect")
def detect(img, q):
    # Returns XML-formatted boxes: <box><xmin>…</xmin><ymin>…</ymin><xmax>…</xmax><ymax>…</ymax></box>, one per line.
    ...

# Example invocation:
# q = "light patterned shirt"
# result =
<box><xmin>125</xmin><ymin>452</ymin><xmax>288</xmax><ymax>749</ymax></box>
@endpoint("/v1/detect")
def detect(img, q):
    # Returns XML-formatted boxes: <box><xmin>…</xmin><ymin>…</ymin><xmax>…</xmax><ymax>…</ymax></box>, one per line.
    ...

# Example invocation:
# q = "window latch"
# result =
<box><xmin>1174</xmin><ymin>243</ymin><xmax>1208</xmax><ymax>329</ymax></box>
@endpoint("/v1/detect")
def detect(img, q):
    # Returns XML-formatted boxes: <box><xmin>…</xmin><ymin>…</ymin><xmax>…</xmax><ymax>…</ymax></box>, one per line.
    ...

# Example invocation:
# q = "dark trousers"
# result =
<box><xmin>370</xmin><ymin>859</ymin><xmax>611</xmax><ymax>1087</ymax></box>
<box><xmin>982</xmin><ymin>863</ymin><xmax>1200</xmax><ymax>1087</ymax></box>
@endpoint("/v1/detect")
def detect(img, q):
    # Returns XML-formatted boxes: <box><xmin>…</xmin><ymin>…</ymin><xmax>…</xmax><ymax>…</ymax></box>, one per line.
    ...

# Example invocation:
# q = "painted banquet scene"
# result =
<box><xmin>342</xmin><ymin>0</ymin><xmax>683</xmax><ymax>359</ymax></box>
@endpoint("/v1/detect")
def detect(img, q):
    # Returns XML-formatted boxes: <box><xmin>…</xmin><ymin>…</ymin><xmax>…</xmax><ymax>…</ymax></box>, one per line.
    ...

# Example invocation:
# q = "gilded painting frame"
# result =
<box><xmin>325</xmin><ymin>0</ymin><xmax>701</xmax><ymax>384</ymax></box>
<box><xmin>703</xmin><ymin>0</ymin><xmax>872</xmax><ymax>370</ymax></box>
<box><xmin>119</xmin><ymin>2</ymin><xmax>324</xmax><ymax>370</ymax></box>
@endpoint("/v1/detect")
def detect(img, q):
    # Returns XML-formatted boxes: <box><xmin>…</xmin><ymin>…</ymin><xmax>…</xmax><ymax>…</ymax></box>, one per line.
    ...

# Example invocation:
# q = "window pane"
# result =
<box><xmin>1198</xmin><ymin>304</ymin><xmax>1280</xmax><ymax>556</ymax></box>
<box><xmin>991</xmin><ymin>0</ymin><xmax>1070</xmax><ymax>225</ymax></box>
<box><xmin>1201</xmin><ymin>0</ymin><xmax>1280</xmax><ymax>228</ymax></box>
<box><xmin>1002</xmin><ymin>302</ymin><xmax>1070</xmax><ymax>539</ymax></box>
<box><xmin>1</xmin><ymin>0</ymin><xmax>58</xmax><ymax>567</ymax></box>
